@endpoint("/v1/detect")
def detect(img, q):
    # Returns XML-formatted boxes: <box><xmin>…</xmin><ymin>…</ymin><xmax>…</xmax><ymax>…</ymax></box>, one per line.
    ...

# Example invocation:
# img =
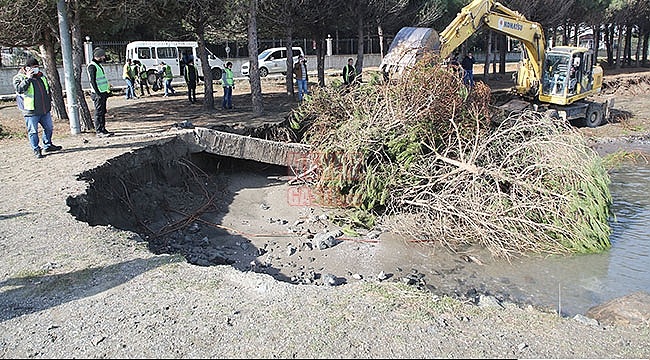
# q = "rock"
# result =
<box><xmin>322</xmin><ymin>273</ymin><xmax>338</xmax><ymax>286</ymax></box>
<box><xmin>585</xmin><ymin>291</ymin><xmax>650</xmax><ymax>326</ymax></box>
<box><xmin>377</xmin><ymin>271</ymin><xmax>387</xmax><ymax>281</ymax></box>
<box><xmin>366</xmin><ymin>230</ymin><xmax>382</xmax><ymax>239</ymax></box>
<box><xmin>186</xmin><ymin>222</ymin><xmax>201</xmax><ymax>234</ymax></box>
<box><xmin>314</xmin><ymin>231</ymin><xmax>342</xmax><ymax>250</ymax></box>
<box><xmin>477</xmin><ymin>294</ymin><xmax>504</xmax><ymax>309</ymax></box>
<box><xmin>573</xmin><ymin>314</ymin><xmax>599</xmax><ymax>326</ymax></box>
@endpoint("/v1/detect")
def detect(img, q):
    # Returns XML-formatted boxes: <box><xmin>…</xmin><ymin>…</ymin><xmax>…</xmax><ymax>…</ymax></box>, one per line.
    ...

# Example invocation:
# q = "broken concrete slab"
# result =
<box><xmin>180</xmin><ymin>127</ymin><xmax>311</xmax><ymax>167</ymax></box>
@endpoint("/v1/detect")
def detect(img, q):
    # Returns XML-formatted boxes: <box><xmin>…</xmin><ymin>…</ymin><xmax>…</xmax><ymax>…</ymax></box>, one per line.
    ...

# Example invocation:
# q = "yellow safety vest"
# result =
<box><xmin>223</xmin><ymin>68</ymin><xmax>234</xmax><ymax>86</ymax></box>
<box><xmin>15</xmin><ymin>74</ymin><xmax>49</xmax><ymax>111</ymax></box>
<box><xmin>88</xmin><ymin>61</ymin><xmax>110</xmax><ymax>93</ymax></box>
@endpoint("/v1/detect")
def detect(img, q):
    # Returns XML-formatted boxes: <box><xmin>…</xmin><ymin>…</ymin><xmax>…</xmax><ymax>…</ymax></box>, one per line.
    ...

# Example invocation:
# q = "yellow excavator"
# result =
<box><xmin>379</xmin><ymin>0</ymin><xmax>613</xmax><ymax>127</ymax></box>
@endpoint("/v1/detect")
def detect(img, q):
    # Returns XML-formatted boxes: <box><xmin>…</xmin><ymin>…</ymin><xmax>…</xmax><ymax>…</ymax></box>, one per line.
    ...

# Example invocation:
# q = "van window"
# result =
<box><xmin>178</xmin><ymin>47</ymin><xmax>193</xmax><ymax>62</ymax></box>
<box><xmin>270</xmin><ymin>50</ymin><xmax>282</xmax><ymax>60</ymax></box>
<box><xmin>137</xmin><ymin>47</ymin><xmax>151</xmax><ymax>59</ymax></box>
<box><xmin>292</xmin><ymin>49</ymin><xmax>302</xmax><ymax>58</ymax></box>
<box><xmin>157</xmin><ymin>47</ymin><xmax>177</xmax><ymax>59</ymax></box>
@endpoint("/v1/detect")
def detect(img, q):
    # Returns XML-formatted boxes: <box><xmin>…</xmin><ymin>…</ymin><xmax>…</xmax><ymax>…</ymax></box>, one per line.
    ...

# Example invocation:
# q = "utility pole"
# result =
<box><xmin>57</xmin><ymin>0</ymin><xmax>81</xmax><ymax>135</ymax></box>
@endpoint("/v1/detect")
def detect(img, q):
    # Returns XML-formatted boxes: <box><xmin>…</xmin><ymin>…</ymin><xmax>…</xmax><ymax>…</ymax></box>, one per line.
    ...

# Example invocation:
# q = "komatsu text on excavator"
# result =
<box><xmin>379</xmin><ymin>0</ymin><xmax>613</xmax><ymax>127</ymax></box>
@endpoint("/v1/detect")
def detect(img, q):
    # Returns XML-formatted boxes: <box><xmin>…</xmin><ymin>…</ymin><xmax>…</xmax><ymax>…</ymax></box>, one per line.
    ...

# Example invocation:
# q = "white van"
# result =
<box><xmin>241</xmin><ymin>46</ymin><xmax>304</xmax><ymax>77</ymax></box>
<box><xmin>125</xmin><ymin>41</ymin><xmax>225</xmax><ymax>82</ymax></box>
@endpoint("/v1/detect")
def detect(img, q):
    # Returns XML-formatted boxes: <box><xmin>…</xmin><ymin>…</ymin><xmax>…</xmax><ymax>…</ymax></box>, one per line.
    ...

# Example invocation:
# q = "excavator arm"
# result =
<box><xmin>380</xmin><ymin>0</ymin><xmax>607</xmax><ymax>120</ymax></box>
<box><xmin>438</xmin><ymin>0</ymin><xmax>545</xmax><ymax>96</ymax></box>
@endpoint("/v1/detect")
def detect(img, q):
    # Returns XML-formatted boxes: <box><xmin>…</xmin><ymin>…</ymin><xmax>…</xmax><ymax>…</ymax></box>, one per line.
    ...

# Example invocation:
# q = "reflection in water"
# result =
<box><xmin>478</xmin><ymin>162</ymin><xmax>650</xmax><ymax>316</ymax></box>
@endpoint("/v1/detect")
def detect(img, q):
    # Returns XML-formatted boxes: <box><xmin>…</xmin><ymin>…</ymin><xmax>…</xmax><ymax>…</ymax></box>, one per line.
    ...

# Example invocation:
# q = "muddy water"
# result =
<box><xmin>476</xmin><ymin>161</ymin><xmax>650</xmax><ymax>316</ymax></box>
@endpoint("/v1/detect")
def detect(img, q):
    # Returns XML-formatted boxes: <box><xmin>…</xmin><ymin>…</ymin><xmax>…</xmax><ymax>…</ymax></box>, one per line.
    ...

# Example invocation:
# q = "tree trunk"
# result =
<box><xmin>605</xmin><ymin>24</ymin><xmax>613</xmax><ymax>66</ymax></box>
<box><xmin>248</xmin><ymin>0</ymin><xmax>263</xmax><ymax>116</ymax></box>
<box><xmin>491</xmin><ymin>36</ymin><xmax>496</xmax><ymax>75</ymax></box>
<box><xmin>377</xmin><ymin>24</ymin><xmax>385</xmax><ymax>60</ymax></box>
<box><xmin>616</xmin><ymin>25</ymin><xmax>623</xmax><ymax>69</ymax></box>
<box><xmin>624</xmin><ymin>24</ymin><xmax>631</xmax><ymax>66</ymax></box>
<box><xmin>593</xmin><ymin>24</ymin><xmax>601</xmax><ymax>66</ymax></box>
<box><xmin>40</xmin><ymin>31</ymin><xmax>67</xmax><ymax>121</ymax></box>
<box><xmin>483</xmin><ymin>31</ymin><xmax>491</xmax><ymax>81</ymax></box>
<box><xmin>356</xmin><ymin>12</ymin><xmax>364</xmax><ymax>80</ymax></box>
<box><xmin>285</xmin><ymin>32</ymin><xmax>294</xmax><ymax>97</ymax></box>
<box><xmin>635</xmin><ymin>29</ymin><xmax>642</xmax><ymax>67</ymax></box>
<box><xmin>499</xmin><ymin>34</ymin><xmax>506</xmax><ymax>74</ymax></box>
<box><xmin>197</xmin><ymin>30</ymin><xmax>215</xmax><ymax>110</ymax></box>
<box><xmin>550</xmin><ymin>27</ymin><xmax>557</xmax><ymax>48</ymax></box>
<box><xmin>642</xmin><ymin>31</ymin><xmax>650</xmax><ymax>66</ymax></box>
<box><xmin>70</xmin><ymin>0</ymin><xmax>93</xmax><ymax>131</ymax></box>
<box><xmin>317</xmin><ymin>38</ymin><xmax>326</xmax><ymax>87</ymax></box>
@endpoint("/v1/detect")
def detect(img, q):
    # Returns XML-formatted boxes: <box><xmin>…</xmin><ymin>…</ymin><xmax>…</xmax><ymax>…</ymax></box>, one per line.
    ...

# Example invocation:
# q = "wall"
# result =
<box><xmin>0</xmin><ymin>54</ymin><xmax>383</xmax><ymax>98</ymax></box>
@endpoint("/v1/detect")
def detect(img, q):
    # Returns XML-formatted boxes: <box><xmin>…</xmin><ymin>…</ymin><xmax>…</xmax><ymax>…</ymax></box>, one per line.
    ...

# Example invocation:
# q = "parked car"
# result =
<box><xmin>241</xmin><ymin>46</ymin><xmax>305</xmax><ymax>77</ymax></box>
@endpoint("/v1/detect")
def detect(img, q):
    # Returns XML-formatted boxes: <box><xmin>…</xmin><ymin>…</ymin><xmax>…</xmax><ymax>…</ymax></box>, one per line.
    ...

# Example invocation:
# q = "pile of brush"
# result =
<box><xmin>290</xmin><ymin>56</ymin><xmax>612</xmax><ymax>259</ymax></box>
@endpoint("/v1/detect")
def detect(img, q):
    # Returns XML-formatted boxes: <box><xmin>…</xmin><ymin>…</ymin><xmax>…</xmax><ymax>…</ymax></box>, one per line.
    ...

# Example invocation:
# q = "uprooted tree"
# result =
<box><xmin>289</xmin><ymin>56</ymin><xmax>612</xmax><ymax>259</ymax></box>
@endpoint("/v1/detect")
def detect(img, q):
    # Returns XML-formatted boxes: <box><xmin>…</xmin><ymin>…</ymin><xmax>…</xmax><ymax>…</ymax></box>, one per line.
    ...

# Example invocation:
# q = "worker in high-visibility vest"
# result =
<box><xmin>221</xmin><ymin>61</ymin><xmax>234</xmax><ymax>109</ymax></box>
<box><xmin>159</xmin><ymin>61</ymin><xmax>176</xmax><ymax>97</ymax></box>
<box><xmin>133</xmin><ymin>60</ymin><xmax>151</xmax><ymax>97</ymax></box>
<box><xmin>87</xmin><ymin>47</ymin><xmax>114</xmax><ymax>137</ymax></box>
<box><xmin>13</xmin><ymin>57</ymin><xmax>63</xmax><ymax>158</ymax></box>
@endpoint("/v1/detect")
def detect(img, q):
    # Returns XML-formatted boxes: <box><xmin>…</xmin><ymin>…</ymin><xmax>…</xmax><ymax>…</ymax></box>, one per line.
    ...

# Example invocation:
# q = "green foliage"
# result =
<box><xmin>602</xmin><ymin>150</ymin><xmax>650</xmax><ymax>169</ymax></box>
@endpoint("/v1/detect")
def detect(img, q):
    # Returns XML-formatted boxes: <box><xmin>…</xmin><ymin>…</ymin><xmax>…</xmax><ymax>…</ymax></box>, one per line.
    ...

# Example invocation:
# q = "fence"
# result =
<box><xmin>2</xmin><ymin>35</ymin><xmax>392</xmax><ymax>67</ymax></box>
<box><xmin>95</xmin><ymin>36</ymin><xmax>389</xmax><ymax>64</ymax></box>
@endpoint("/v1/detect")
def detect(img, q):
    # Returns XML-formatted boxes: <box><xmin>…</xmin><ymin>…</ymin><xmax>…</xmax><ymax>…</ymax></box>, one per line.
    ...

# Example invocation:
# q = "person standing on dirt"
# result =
<box><xmin>13</xmin><ymin>57</ymin><xmax>63</xmax><ymax>159</ymax></box>
<box><xmin>461</xmin><ymin>52</ymin><xmax>476</xmax><ymax>87</ymax></box>
<box><xmin>184</xmin><ymin>58</ymin><xmax>199</xmax><ymax>104</ymax></box>
<box><xmin>159</xmin><ymin>61</ymin><xmax>176</xmax><ymax>97</ymax></box>
<box><xmin>342</xmin><ymin>58</ymin><xmax>357</xmax><ymax>86</ymax></box>
<box><xmin>133</xmin><ymin>60</ymin><xmax>151</xmax><ymax>97</ymax></box>
<box><xmin>87</xmin><ymin>47</ymin><xmax>114</xmax><ymax>137</ymax></box>
<box><xmin>221</xmin><ymin>61</ymin><xmax>234</xmax><ymax>109</ymax></box>
<box><xmin>122</xmin><ymin>58</ymin><xmax>137</xmax><ymax>100</ymax></box>
<box><xmin>293</xmin><ymin>55</ymin><xmax>309</xmax><ymax>102</ymax></box>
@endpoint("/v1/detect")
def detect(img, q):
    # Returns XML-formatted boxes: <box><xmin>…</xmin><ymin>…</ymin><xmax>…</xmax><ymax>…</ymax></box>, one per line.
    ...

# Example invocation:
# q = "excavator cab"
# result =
<box><xmin>539</xmin><ymin>46</ymin><xmax>600</xmax><ymax>105</ymax></box>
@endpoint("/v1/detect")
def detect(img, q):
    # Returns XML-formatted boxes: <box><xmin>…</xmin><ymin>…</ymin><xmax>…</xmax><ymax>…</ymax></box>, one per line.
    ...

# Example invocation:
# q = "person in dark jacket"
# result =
<box><xmin>461</xmin><ymin>52</ymin><xmax>476</xmax><ymax>87</ymax></box>
<box><xmin>13</xmin><ymin>57</ymin><xmax>62</xmax><ymax>158</ymax></box>
<box><xmin>86</xmin><ymin>47</ymin><xmax>114</xmax><ymax>137</ymax></box>
<box><xmin>132</xmin><ymin>60</ymin><xmax>151</xmax><ymax>97</ymax></box>
<box><xmin>293</xmin><ymin>55</ymin><xmax>309</xmax><ymax>102</ymax></box>
<box><xmin>184</xmin><ymin>59</ymin><xmax>199</xmax><ymax>104</ymax></box>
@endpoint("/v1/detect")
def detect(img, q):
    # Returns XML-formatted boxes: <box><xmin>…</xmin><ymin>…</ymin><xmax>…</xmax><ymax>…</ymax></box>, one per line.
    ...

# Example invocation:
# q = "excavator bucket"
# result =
<box><xmin>380</xmin><ymin>27</ymin><xmax>441</xmax><ymax>79</ymax></box>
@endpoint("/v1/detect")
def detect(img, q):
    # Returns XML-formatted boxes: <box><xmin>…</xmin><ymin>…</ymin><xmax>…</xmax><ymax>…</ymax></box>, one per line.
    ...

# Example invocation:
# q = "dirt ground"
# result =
<box><xmin>1</xmin><ymin>67</ymin><xmax>649</xmax><ymax>358</ymax></box>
